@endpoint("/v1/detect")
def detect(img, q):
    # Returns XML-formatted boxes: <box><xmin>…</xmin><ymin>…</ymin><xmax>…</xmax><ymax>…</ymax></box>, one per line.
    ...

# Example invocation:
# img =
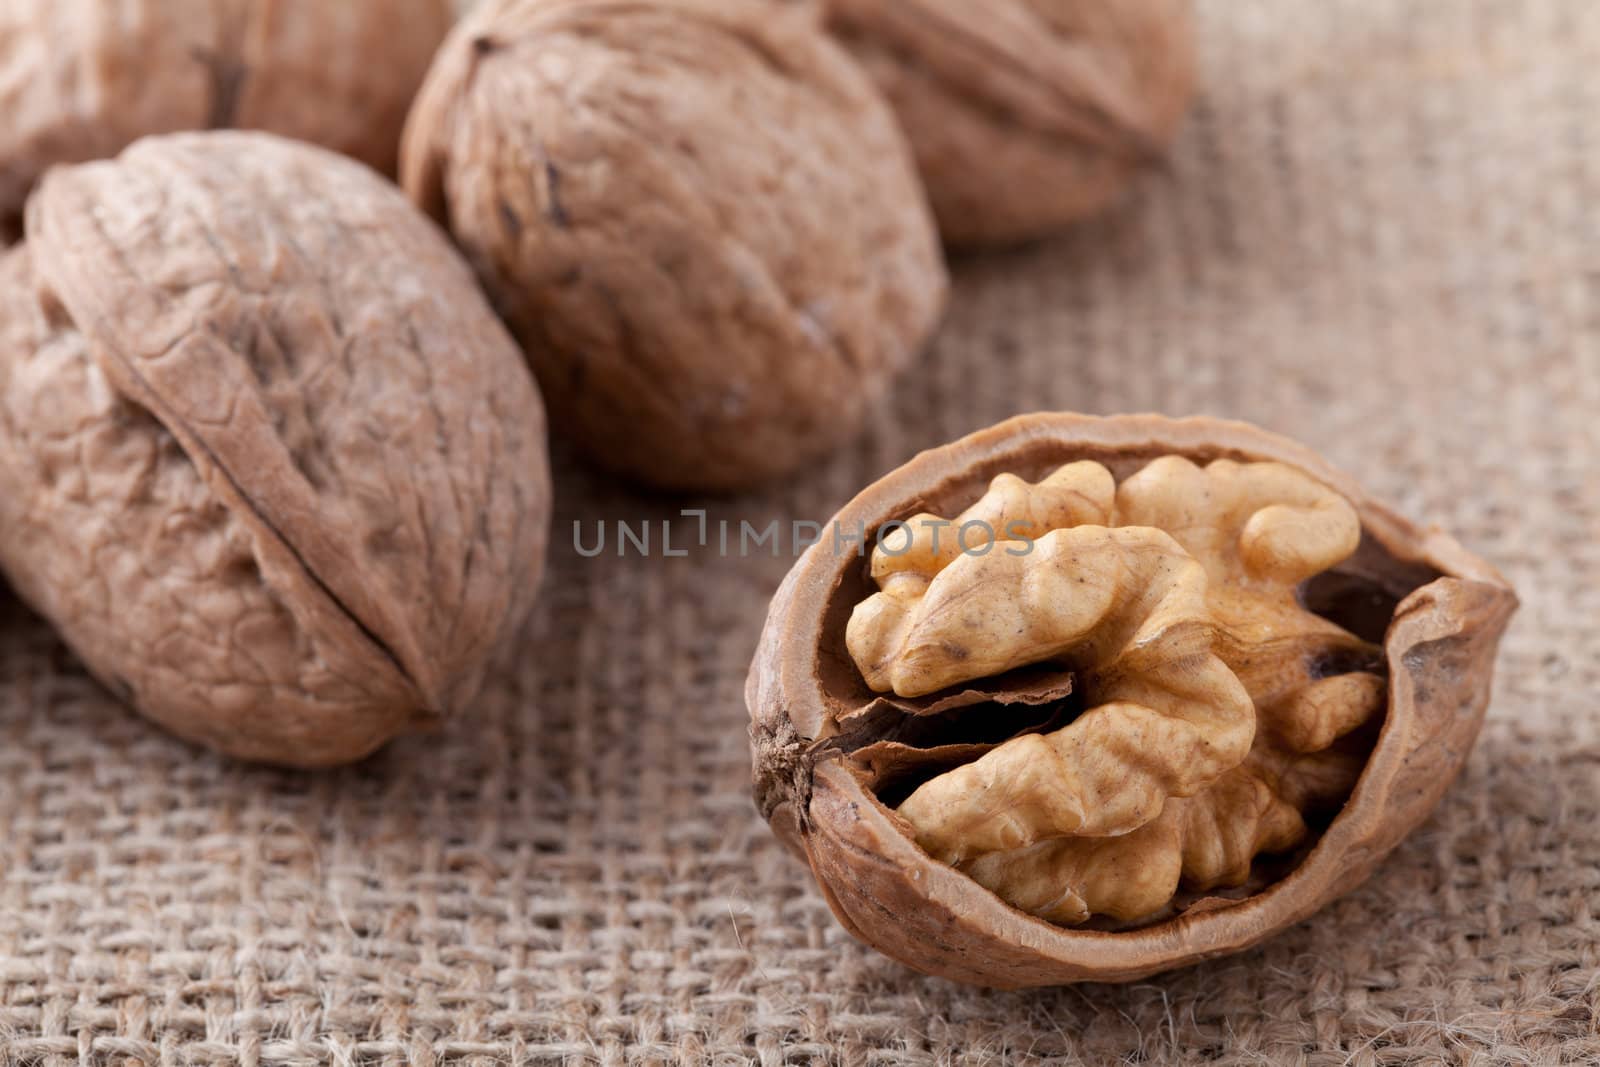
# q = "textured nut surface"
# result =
<box><xmin>856</xmin><ymin>455</ymin><xmax>1388</xmax><ymax>924</ymax></box>
<box><xmin>0</xmin><ymin>131</ymin><xmax>551</xmax><ymax>767</ymax></box>
<box><xmin>0</xmin><ymin>0</ymin><xmax>454</xmax><ymax>227</ymax></box>
<box><xmin>852</xmin><ymin>519</ymin><xmax>1255</xmax><ymax>864</ymax></box>
<box><xmin>821</xmin><ymin>0</ymin><xmax>1197</xmax><ymax>245</ymax></box>
<box><xmin>401</xmin><ymin>0</ymin><xmax>948</xmax><ymax>490</ymax></box>
<box><xmin>747</xmin><ymin>414</ymin><xmax>1516</xmax><ymax>987</ymax></box>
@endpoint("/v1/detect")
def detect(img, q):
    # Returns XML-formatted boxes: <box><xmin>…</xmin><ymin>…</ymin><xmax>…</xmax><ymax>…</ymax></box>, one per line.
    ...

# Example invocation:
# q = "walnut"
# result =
<box><xmin>0</xmin><ymin>0</ymin><xmax>454</xmax><ymax>232</ymax></box>
<box><xmin>748</xmin><ymin>414</ymin><xmax>1517</xmax><ymax>986</ymax></box>
<box><xmin>816</xmin><ymin>0</ymin><xmax>1198</xmax><ymax>246</ymax></box>
<box><xmin>400</xmin><ymin>0</ymin><xmax>949</xmax><ymax>490</ymax></box>
<box><xmin>0</xmin><ymin>131</ymin><xmax>552</xmax><ymax>768</ymax></box>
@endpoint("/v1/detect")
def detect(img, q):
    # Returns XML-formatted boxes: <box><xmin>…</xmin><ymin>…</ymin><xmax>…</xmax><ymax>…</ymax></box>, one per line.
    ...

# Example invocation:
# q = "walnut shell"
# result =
<box><xmin>0</xmin><ymin>131</ymin><xmax>551</xmax><ymax>768</ymax></box>
<box><xmin>747</xmin><ymin>413</ymin><xmax>1517</xmax><ymax>987</ymax></box>
<box><xmin>819</xmin><ymin>0</ymin><xmax>1198</xmax><ymax>246</ymax></box>
<box><xmin>401</xmin><ymin>0</ymin><xmax>948</xmax><ymax>491</ymax></box>
<box><xmin>0</xmin><ymin>0</ymin><xmax>454</xmax><ymax>228</ymax></box>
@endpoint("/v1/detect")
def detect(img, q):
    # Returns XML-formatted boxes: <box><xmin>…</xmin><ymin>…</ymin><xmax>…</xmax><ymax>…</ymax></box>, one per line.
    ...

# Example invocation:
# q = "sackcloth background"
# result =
<box><xmin>1</xmin><ymin>0</ymin><xmax>1597</xmax><ymax>1063</ymax></box>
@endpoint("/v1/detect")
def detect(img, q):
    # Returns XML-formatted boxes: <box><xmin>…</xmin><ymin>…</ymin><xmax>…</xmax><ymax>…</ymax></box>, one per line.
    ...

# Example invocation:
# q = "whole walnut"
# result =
<box><xmin>748</xmin><ymin>414</ymin><xmax>1517</xmax><ymax>986</ymax></box>
<box><xmin>0</xmin><ymin>131</ymin><xmax>552</xmax><ymax>768</ymax></box>
<box><xmin>0</xmin><ymin>0</ymin><xmax>455</xmax><ymax>228</ymax></box>
<box><xmin>816</xmin><ymin>0</ymin><xmax>1198</xmax><ymax>246</ymax></box>
<box><xmin>401</xmin><ymin>0</ymin><xmax>948</xmax><ymax>491</ymax></box>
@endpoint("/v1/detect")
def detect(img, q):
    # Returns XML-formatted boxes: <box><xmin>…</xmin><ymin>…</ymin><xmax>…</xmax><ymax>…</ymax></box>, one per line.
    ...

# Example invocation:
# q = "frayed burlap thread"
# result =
<box><xmin>1</xmin><ymin>0</ymin><xmax>1597</xmax><ymax>1063</ymax></box>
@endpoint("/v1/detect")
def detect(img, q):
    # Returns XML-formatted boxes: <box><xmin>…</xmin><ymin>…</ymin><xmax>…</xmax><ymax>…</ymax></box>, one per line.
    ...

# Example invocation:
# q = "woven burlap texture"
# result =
<box><xmin>1</xmin><ymin>0</ymin><xmax>1596</xmax><ymax>1063</ymax></box>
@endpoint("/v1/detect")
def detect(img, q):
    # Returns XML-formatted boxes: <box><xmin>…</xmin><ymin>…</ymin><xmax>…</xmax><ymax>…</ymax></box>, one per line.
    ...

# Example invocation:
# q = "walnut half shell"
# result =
<box><xmin>747</xmin><ymin>413</ymin><xmax>1516</xmax><ymax>986</ymax></box>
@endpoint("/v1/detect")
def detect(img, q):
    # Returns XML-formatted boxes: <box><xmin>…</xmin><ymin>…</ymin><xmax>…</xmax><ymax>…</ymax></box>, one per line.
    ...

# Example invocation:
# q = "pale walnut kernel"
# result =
<box><xmin>846</xmin><ymin>456</ymin><xmax>1385</xmax><ymax>924</ymax></box>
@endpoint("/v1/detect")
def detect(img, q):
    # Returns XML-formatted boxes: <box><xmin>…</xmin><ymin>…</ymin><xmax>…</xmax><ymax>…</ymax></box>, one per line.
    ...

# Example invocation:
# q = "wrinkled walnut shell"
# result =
<box><xmin>818</xmin><ymin>0</ymin><xmax>1198</xmax><ymax>246</ymax></box>
<box><xmin>0</xmin><ymin>0</ymin><xmax>454</xmax><ymax>229</ymax></box>
<box><xmin>747</xmin><ymin>413</ymin><xmax>1516</xmax><ymax>986</ymax></box>
<box><xmin>401</xmin><ymin>0</ymin><xmax>948</xmax><ymax>491</ymax></box>
<box><xmin>0</xmin><ymin>131</ymin><xmax>551</xmax><ymax>768</ymax></box>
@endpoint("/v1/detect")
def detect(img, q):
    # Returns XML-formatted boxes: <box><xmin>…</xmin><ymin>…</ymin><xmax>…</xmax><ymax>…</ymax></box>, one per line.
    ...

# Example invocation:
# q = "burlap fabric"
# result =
<box><xmin>1</xmin><ymin>0</ymin><xmax>1595</xmax><ymax>1063</ymax></box>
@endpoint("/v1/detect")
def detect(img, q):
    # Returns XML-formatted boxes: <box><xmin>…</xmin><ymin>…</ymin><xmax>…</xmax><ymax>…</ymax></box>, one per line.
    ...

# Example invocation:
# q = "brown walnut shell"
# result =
<box><xmin>401</xmin><ymin>0</ymin><xmax>948</xmax><ymax>491</ymax></box>
<box><xmin>818</xmin><ymin>0</ymin><xmax>1198</xmax><ymax>247</ymax></box>
<box><xmin>0</xmin><ymin>0</ymin><xmax>454</xmax><ymax>229</ymax></box>
<box><xmin>747</xmin><ymin>413</ymin><xmax>1517</xmax><ymax>987</ymax></box>
<box><xmin>0</xmin><ymin>131</ymin><xmax>552</xmax><ymax>768</ymax></box>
